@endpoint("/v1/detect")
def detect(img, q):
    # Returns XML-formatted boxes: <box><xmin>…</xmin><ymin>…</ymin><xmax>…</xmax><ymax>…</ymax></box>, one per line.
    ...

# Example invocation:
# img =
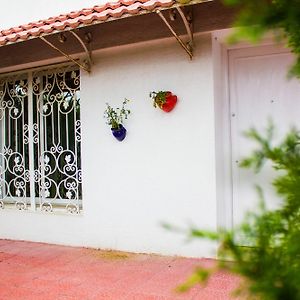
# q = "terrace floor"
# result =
<box><xmin>0</xmin><ymin>239</ymin><xmax>240</xmax><ymax>300</ymax></box>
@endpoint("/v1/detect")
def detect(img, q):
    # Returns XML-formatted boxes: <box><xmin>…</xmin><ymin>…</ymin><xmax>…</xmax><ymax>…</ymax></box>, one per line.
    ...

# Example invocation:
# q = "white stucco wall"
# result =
<box><xmin>0</xmin><ymin>33</ymin><xmax>217</xmax><ymax>258</ymax></box>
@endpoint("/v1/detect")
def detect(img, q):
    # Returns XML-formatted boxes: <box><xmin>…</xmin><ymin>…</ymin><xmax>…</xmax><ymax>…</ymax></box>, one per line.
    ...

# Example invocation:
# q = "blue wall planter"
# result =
<box><xmin>111</xmin><ymin>124</ymin><xmax>127</xmax><ymax>141</ymax></box>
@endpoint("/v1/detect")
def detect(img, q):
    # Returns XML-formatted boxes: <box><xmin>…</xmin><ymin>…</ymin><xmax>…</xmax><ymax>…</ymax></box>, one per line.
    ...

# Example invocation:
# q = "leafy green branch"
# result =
<box><xmin>173</xmin><ymin>125</ymin><xmax>300</xmax><ymax>300</ymax></box>
<box><xmin>224</xmin><ymin>0</ymin><xmax>300</xmax><ymax>77</ymax></box>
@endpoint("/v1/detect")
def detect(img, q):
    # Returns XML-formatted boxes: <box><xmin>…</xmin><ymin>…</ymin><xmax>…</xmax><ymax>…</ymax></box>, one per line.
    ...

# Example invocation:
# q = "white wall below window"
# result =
<box><xmin>0</xmin><ymin>34</ymin><xmax>218</xmax><ymax>258</ymax></box>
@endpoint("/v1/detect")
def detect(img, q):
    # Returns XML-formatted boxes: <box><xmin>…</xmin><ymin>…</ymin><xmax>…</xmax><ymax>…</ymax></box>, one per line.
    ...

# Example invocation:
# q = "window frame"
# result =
<box><xmin>0</xmin><ymin>63</ymin><xmax>83</xmax><ymax>214</ymax></box>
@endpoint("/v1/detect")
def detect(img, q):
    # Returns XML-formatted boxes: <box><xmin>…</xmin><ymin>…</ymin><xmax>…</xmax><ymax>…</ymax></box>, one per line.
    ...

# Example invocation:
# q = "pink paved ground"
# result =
<box><xmin>0</xmin><ymin>239</ymin><xmax>241</xmax><ymax>300</ymax></box>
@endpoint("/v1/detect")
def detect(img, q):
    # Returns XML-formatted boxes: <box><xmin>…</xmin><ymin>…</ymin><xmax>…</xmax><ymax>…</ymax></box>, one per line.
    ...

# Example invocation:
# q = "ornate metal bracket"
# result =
<box><xmin>156</xmin><ymin>7</ymin><xmax>193</xmax><ymax>60</ymax></box>
<box><xmin>39</xmin><ymin>31</ymin><xmax>92</xmax><ymax>73</ymax></box>
<box><xmin>69</xmin><ymin>31</ymin><xmax>93</xmax><ymax>68</ymax></box>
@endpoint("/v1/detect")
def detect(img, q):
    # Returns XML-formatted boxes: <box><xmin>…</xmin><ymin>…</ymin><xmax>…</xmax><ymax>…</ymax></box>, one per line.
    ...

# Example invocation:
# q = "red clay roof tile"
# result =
<box><xmin>0</xmin><ymin>0</ymin><xmax>177</xmax><ymax>46</ymax></box>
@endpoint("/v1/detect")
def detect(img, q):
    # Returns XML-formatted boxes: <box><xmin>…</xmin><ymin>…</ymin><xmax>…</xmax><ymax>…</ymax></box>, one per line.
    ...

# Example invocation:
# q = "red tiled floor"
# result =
<box><xmin>0</xmin><ymin>240</ymin><xmax>241</xmax><ymax>300</ymax></box>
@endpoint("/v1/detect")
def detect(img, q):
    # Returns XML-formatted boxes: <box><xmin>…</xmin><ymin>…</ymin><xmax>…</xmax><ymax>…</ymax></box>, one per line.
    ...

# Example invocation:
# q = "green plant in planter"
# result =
<box><xmin>104</xmin><ymin>98</ymin><xmax>130</xmax><ymax>141</ymax></box>
<box><xmin>104</xmin><ymin>98</ymin><xmax>131</xmax><ymax>129</ymax></box>
<box><xmin>150</xmin><ymin>91</ymin><xmax>168</xmax><ymax>109</ymax></box>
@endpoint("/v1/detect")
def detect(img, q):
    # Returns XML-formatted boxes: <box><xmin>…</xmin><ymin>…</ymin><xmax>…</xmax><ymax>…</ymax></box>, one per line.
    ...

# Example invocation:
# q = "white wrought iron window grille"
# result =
<box><xmin>0</xmin><ymin>65</ymin><xmax>82</xmax><ymax>214</ymax></box>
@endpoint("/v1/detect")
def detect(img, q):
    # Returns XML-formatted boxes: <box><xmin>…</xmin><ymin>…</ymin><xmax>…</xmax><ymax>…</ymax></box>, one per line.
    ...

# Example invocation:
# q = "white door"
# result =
<box><xmin>228</xmin><ymin>44</ymin><xmax>300</xmax><ymax>227</ymax></box>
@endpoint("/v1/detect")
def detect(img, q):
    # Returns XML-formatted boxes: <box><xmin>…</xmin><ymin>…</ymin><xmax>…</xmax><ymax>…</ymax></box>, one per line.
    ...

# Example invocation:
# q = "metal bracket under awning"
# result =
<box><xmin>39</xmin><ymin>30</ymin><xmax>92</xmax><ymax>73</ymax></box>
<box><xmin>156</xmin><ymin>7</ymin><xmax>193</xmax><ymax>60</ymax></box>
<box><xmin>38</xmin><ymin>5</ymin><xmax>193</xmax><ymax>70</ymax></box>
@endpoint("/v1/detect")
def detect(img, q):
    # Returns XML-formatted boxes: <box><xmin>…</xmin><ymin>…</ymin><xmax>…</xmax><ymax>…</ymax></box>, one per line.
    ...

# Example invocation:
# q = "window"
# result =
<box><xmin>0</xmin><ymin>65</ymin><xmax>82</xmax><ymax>213</ymax></box>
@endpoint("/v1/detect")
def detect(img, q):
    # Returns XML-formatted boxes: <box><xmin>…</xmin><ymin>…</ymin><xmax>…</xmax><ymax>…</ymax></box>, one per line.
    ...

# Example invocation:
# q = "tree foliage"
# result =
<box><xmin>175</xmin><ymin>2</ymin><xmax>300</xmax><ymax>298</ymax></box>
<box><xmin>224</xmin><ymin>0</ymin><xmax>300</xmax><ymax>77</ymax></box>
<box><xmin>178</xmin><ymin>126</ymin><xmax>300</xmax><ymax>299</ymax></box>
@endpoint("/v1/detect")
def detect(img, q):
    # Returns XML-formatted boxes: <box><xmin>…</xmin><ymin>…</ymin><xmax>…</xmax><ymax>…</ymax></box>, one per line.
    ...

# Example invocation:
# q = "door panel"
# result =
<box><xmin>228</xmin><ymin>45</ymin><xmax>300</xmax><ymax>227</ymax></box>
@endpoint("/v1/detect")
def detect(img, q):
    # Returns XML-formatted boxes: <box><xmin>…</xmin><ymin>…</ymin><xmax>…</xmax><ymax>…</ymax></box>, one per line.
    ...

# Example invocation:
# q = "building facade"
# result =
<box><xmin>0</xmin><ymin>0</ymin><xmax>299</xmax><ymax>258</ymax></box>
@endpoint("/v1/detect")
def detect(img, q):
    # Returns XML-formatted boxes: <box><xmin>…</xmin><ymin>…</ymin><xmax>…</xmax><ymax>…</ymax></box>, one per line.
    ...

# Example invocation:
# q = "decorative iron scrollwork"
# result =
<box><xmin>0</xmin><ymin>66</ymin><xmax>82</xmax><ymax>213</ymax></box>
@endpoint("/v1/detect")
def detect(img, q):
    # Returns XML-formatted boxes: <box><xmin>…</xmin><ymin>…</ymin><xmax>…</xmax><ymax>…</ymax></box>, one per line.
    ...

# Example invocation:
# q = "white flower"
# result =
<box><xmin>65</xmin><ymin>155</ymin><xmax>71</xmax><ymax>164</ymax></box>
<box><xmin>66</xmin><ymin>190</ymin><xmax>72</xmax><ymax>199</ymax></box>
<box><xmin>16</xmin><ymin>189</ymin><xmax>21</xmax><ymax>197</ymax></box>
<box><xmin>44</xmin><ymin>155</ymin><xmax>50</xmax><ymax>165</ymax></box>
<box><xmin>44</xmin><ymin>189</ymin><xmax>50</xmax><ymax>198</ymax></box>
<box><xmin>63</xmin><ymin>101</ymin><xmax>69</xmax><ymax>110</ymax></box>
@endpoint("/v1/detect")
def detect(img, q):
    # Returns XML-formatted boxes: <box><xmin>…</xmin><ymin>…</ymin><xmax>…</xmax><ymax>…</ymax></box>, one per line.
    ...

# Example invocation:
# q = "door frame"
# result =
<box><xmin>212</xmin><ymin>29</ymin><xmax>284</xmax><ymax>230</ymax></box>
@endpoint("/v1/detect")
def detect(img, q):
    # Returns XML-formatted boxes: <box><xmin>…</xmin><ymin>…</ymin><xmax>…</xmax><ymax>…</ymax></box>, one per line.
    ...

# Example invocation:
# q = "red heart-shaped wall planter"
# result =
<box><xmin>161</xmin><ymin>92</ymin><xmax>178</xmax><ymax>112</ymax></box>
